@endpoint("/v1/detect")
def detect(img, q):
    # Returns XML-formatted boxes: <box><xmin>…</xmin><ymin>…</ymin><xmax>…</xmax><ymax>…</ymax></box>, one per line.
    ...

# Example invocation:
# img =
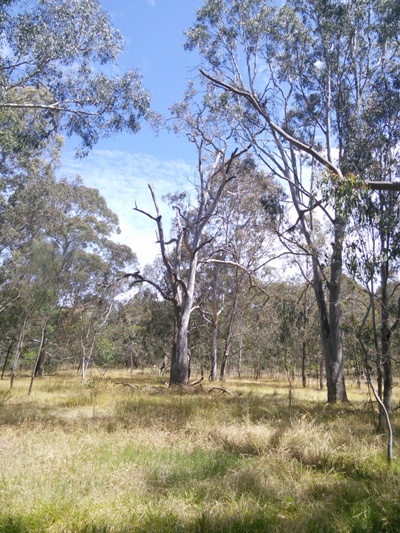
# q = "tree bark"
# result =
<box><xmin>10</xmin><ymin>317</ymin><xmax>28</xmax><ymax>389</ymax></box>
<box><xmin>301</xmin><ymin>339</ymin><xmax>307</xmax><ymax>388</ymax></box>
<box><xmin>326</xmin><ymin>216</ymin><xmax>347</xmax><ymax>402</ymax></box>
<box><xmin>1</xmin><ymin>339</ymin><xmax>14</xmax><ymax>380</ymax></box>
<box><xmin>210</xmin><ymin>318</ymin><xmax>218</xmax><ymax>381</ymax></box>
<box><xmin>169</xmin><ymin>255</ymin><xmax>198</xmax><ymax>386</ymax></box>
<box><xmin>380</xmin><ymin>259</ymin><xmax>394</xmax><ymax>413</ymax></box>
<box><xmin>28</xmin><ymin>324</ymin><xmax>47</xmax><ymax>396</ymax></box>
<box><xmin>220</xmin><ymin>288</ymin><xmax>238</xmax><ymax>381</ymax></box>
<box><xmin>210</xmin><ymin>265</ymin><xmax>220</xmax><ymax>381</ymax></box>
<box><xmin>311</xmin><ymin>218</ymin><xmax>347</xmax><ymax>403</ymax></box>
<box><xmin>170</xmin><ymin>304</ymin><xmax>191</xmax><ymax>385</ymax></box>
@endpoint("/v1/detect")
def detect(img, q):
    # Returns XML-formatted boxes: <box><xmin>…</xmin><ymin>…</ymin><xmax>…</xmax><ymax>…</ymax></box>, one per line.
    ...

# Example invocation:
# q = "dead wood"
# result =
<box><xmin>208</xmin><ymin>386</ymin><xmax>233</xmax><ymax>395</ymax></box>
<box><xmin>114</xmin><ymin>382</ymin><xmax>137</xmax><ymax>389</ymax></box>
<box><xmin>188</xmin><ymin>377</ymin><xmax>204</xmax><ymax>387</ymax></box>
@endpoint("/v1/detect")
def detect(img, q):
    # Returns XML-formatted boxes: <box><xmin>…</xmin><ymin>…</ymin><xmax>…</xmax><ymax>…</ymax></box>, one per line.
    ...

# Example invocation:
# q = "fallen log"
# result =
<box><xmin>208</xmin><ymin>386</ymin><xmax>233</xmax><ymax>395</ymax></box>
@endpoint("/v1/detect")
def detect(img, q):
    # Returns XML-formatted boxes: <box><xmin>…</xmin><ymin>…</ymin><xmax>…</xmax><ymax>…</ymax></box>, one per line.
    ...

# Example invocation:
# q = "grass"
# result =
<box><xmin>0</xmin><ymin>370</ymin><xmax>400</xmax><ymax>532</ymax></box>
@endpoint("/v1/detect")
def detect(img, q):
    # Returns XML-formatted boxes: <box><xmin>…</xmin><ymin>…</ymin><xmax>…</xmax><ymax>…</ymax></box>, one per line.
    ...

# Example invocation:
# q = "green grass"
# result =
<box><xmin>0</xmin><ymin>370</ymin><xmax>400</xmax><ymax>532</ymax></box>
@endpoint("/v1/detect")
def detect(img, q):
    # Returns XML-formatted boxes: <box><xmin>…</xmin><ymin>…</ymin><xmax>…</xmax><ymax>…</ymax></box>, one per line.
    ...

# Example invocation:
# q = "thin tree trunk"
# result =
<box><xmin>319</xmin><ymin>355</ymin><xmax>324</xmax><ymax>390</ymax></box>
<box><xmin>284</xmin><ymin>346</ymin><xmax>293</xmax><ymax>424</ymax></box>
<box><xmin>220</xmin><ymin>291</ymin><xmax>238</xmax><ymax>381</ymax></box>
<box><xmin>301</xmin><ymin>339</ymin><xmax>307</xmax><ymax>388</ymax></box>
<box><xmin>1</xmin><ymin>339</ymin><xmax>14</xmax><ymax>379</ymax></box>
<box><xmin>238</xmin><ymin>327</ymin><xmax>243</xmax><ymax>379</ymax></box>
<box><xmin>358</xmin><ymin>303</ymin><xmax>393</xmax><ymax>463</ymax></box>
<box><xmin>380</xmin><ymin>259</ymin><xmax>393</xmax><ymax>413</ymax></box>
<box><xmin>10</xmin><ymin>317</ymin><xmax>28</xmax><ymax>389</ymax></box>
<box><xmin>370</xmin><ymin>277</ymin><xmax>384</xmax><ymax>427</ymax></box>
<box><xmin>210</xmin><ymin>318</ymin><xmax>218</xmax><ymax>381</ymax></box>
<box><xmin>210</xmin><ymin>265</ymin><xmax>220</xmax><ymax>381</ymax></box>
<box><xmin>81</xmin><ymin>336</ymin><xmax>96</xmax><ymax>384</ymax></box>
<box><xmin>28</xmin><ymin>324</ymin><xmax>47</xmax><ymax>396</ymax></box>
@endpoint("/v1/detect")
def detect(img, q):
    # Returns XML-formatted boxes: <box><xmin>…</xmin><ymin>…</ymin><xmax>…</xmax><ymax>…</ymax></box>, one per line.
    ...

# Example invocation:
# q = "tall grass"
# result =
<box><xmin>0</xmin><ymin>370</ymin><xmax>399</xmax><ymax>532</ymax></box>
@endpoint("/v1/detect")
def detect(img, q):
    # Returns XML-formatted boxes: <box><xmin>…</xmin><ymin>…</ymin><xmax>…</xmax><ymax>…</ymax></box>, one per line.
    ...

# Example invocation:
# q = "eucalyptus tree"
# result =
<box><xmin>347</xmin><ymin>192</ymin><xmax>400</xmax><ymax>414</ymax></box>
<box><xmin>0</xmin><ymin>0</ymin><xmax>150</xmax><ymax>157</ymax></box>
<box><xmin>130</xmin><ymin>85</ymin><xmax>250</xmax><ymax>385</ymax></box>
<box><xmin>197</xmin><ymin>157</ymin><xmax>281</xmax><ymax>380</ymax></box>
<box><xmin>0</xmin><ymin>168</ymin><xmax>136</xmax><ymax>387</ymax></box>
<box><xmin>185</xmin><ymin>0</ymin><xmax>400</xmax><ymax>402</ymax></box>
<box><xmin>343</xmin><ymin>13</ymin><xmax>400</xmax><ymax>412</ymax></box>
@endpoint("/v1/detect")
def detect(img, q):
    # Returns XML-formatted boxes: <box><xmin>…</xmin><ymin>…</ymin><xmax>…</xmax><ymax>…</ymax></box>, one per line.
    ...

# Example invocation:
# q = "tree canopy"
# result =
<box><xmin>0</xmin><ymin>0</ymin><xmax>150</xmax><ymax>155</ymax></box>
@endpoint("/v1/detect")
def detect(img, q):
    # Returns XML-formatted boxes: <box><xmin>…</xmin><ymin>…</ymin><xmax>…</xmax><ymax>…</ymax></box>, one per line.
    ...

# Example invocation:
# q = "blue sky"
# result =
<box><xmin>61</xmin><ymin>0</ymin><xmax>204</xmax><ymax>266</ymax></box>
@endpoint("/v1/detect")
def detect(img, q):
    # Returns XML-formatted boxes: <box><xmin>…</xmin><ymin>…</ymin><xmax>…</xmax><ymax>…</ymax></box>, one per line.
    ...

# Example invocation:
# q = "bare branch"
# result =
<box><xmin>200</xmin><ymin>69</ymin><xmax>344</xmax><ymax>178</ymax></box>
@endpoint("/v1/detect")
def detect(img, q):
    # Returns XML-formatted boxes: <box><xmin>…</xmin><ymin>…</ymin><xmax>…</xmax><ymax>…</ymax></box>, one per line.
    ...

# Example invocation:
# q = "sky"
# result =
<box><xmin>61</xmin><ymin>0</ymin><xmax>205</xmax><ymax>266</ymax></box>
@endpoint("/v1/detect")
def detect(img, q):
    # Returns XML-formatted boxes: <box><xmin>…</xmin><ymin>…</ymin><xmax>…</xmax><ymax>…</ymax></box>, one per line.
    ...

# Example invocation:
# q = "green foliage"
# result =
<box><xmin>0</xmin><ymin>0</ymin><xmax>150</xmax><ymax>155</ymax></box>
<box><xmin>0</xmin><ymin>158</ymin><xmax>137</xmax><ymax>387</ymax></box>
<box><xmin>93</xmin><ymin>338</ymin><xmax>114</xmax><ymax>370</ymax></box>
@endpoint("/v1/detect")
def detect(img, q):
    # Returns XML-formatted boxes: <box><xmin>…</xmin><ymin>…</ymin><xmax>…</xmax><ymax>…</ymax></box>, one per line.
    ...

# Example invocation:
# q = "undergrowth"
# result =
<box><xmin>0</xmin><ymin>370</ymin><xmax>399</xmax><ymax>532</ymax></box>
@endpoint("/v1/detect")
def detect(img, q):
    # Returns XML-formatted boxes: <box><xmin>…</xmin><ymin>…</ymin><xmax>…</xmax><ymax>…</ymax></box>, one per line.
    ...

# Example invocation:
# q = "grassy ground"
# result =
<box><xmin>1</xmin><ymin>369</ymin><xmax>400</xmax><ymax>532</ymax></box>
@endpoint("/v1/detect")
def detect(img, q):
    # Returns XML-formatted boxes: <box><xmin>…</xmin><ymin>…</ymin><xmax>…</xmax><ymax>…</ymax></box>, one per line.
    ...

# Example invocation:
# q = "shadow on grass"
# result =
<box><xmin>2</xmin><ymin>492</ymin><xmax>400</xmax><ymax>533</ymax></box>
<box><xmin>0</xmin><ymin>515</ymin><xmax>273</xmax><ymax>533</ymax></box>
<box><xmin>0</xmin><ymin>402</ymin><xmax>59</xmax><ymax>426</ymax></box>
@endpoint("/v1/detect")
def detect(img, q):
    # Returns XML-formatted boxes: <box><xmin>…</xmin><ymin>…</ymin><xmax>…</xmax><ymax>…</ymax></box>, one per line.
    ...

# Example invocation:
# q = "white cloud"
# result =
<box><xmin>147</xmin><ymin>0</ymin><xmax>156</xmax><ymax>6</ymax></box>
<box><xmin>60</xmin><ymin>150</ymin><xmax>195</xmax><ymax>267</ymax></box>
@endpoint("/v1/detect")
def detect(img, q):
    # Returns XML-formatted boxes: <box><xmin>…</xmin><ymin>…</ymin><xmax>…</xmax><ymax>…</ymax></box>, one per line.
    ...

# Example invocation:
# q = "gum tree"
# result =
<box><xmin>196</xmin><ymin>158</ymin><xmax>281</xmax><ymax>380</ymax></box>
<box><xmin>185</xmin><ymin>0</ymin><xmax>400</xmax><ymax>402</ymax></box>
<box><xmin>0</xmin><ymin>169</ymin><xmax>136</xmax><ymax>388</ymax></box>
<box><xmin>0</xmin><ymin>0</ymin><xmax>150</xmax><ymax>157</ymax></box>
<box><xmin>130</xmin><ymin>85</ymin><xmax>250</xmax><ymax>385</ymax></box>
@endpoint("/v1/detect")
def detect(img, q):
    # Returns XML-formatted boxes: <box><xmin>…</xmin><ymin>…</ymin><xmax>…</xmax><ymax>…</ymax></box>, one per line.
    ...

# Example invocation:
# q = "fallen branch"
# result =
<box><xmin>188</xmin><ymin>377</ymin><xmax>204</xmax><ymax>387</ymax></box>
<box><xmin>208</xmin><ymin>386</ymin><xmax>233</xmax><ymax>395</ymax></box>
<box><xmin>114</xmin><ymin>382</ymin><xmax>137</xmax><ymax>389</ymax></box>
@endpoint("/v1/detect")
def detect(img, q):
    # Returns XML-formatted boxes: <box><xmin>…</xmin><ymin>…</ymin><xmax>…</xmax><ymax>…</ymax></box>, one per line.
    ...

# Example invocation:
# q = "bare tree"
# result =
<box><xmin>130</xmin><ymin>86</ymin><xmax>250</xmax><ymax>385</ymax></box>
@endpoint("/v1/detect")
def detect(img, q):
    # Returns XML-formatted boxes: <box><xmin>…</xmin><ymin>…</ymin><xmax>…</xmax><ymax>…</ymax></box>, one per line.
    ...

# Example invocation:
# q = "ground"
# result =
<box><xmin>0</xmin><ymin>369</ymin><xmax>399</xmax><ymax>532</ymax></box>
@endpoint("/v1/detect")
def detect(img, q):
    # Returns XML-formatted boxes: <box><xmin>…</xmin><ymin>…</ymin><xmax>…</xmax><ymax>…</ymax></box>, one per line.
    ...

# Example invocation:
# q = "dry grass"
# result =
<box><xmin>0</xmin><ymin>369</ymin><xmax>400</xmax><ymax>532</ymax></box>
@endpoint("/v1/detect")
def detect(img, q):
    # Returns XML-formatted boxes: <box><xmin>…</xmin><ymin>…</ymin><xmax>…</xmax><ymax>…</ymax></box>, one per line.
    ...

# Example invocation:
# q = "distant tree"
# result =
<box><xmin>0</xmin><ymin>167</ymin><xmax>136</xmax><ymax>388</ymax></box>
<box><xmin>117</xmin><ymin>287</ymin><xmax>175</xmax><ymax>371</ymax></box>
<box><xmin>196</xmin><ymin>158</ymin><xmax>281</xmax><ymax>380</ymax></box>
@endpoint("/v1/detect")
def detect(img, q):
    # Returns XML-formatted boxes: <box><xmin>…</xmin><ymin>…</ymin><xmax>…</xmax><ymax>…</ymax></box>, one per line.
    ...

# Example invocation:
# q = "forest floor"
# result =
<box><xmin>1</xmin><ymin>369</ymin><xmax>400</xmax><ymax>532</ymax></box>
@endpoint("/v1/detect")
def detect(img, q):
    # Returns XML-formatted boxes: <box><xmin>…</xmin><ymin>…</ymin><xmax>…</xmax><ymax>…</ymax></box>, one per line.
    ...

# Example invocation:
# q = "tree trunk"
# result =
<box><xmin>34</xmin><ymin>341</ymin><xmax>47</xmax><ymax>377</ymax></box>
<box><xmin>10</xmin><ymin>317</ymin><xmax>28</xmax><ymax>389</ymax></box>
<box><xmin>220</xmin><ymin>344</ymin><xmax>230</xmax><ymax>382</ymax></box>
<box><xmin>170</xmin><ymin>303</ymin><xmax>191</xmax><ymax>385</ymax></box>
<box><xmin>220</xmin><ymin>290</ymin><xmax>238</xmax><ymax>381</ymax></box>
<box><xmin>169</xmin><ymin>253</ymin><xmax>198</xmax><ymax>386</ymax></box>
<box><xmin>238</xmin><ymin>328</ymin><xmax>243</xmax><ymax>379</ymax></box>
<box><xmin>301</xmin><ymin>339</ymin><xmax>307</xmax><ymax>388</ymax></box>
<box><xmin>28</xmin><ymin>325</ymin><xmax>47</xmax><ymax>396</ymax></box>
<box><xmin>311</xmin><ymin>217</ymin><xmax>347</xmax><ymax>403</ymax></box>
<box><xmin>1</xmin><ymin>339</ymin><xmax>14</xmax><ymax>380</ymax></box>
<box><xmin>210</xmin><ymin>318</ymin><xmax>218</xmax><ymax>381</ymax></box>
<box><xmin>210</xmin><ymin>265</ymin><xmax>220</xmax><ymax>381</ymax></box>
<box><xmin>326</xmin><ymin>216</ymin><xmax>347</xmax><ymax>402</ymax></box>
<box><xmin>319</xmin><ymin>355</ymin><xmax>324</xmax><ymax>390</ymax></box>
<box><xmin>289</xmin><ymin>155</ymin><xmax>347</xmax><ymax>402</ymax></box>
<box><xmin>380</xmin><ymin>260</ymin><xmax>394</xmax><ymax>413</ymax></box>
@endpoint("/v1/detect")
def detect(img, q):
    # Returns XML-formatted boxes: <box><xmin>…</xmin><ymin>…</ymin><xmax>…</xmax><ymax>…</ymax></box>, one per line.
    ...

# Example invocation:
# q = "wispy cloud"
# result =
<box><xmin>147</xmin><ymin>0</ymin><xmax>155</xmax><ymax>6</ymax></box>
<box><xmin>60</xmin><ymin>150</ymin><xmax>195</xmax><ymax>266</ymax></box>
